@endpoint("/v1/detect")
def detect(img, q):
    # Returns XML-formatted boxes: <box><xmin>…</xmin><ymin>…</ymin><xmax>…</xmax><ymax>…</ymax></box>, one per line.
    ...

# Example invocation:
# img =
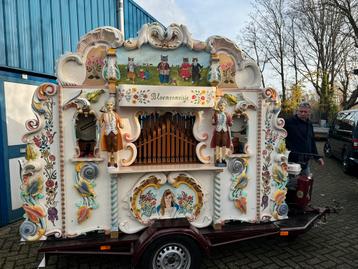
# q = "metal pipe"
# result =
<box><xmin>117</xmin><ymin>0</ymin><xmax>125</xmax><ymax>37</ymax></box>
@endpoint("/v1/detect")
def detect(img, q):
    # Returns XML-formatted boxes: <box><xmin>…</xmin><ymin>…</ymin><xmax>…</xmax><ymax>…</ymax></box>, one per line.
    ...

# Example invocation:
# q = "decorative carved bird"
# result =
<box><xmin>74</xmin><ymin>179</ymin><xmax>95</xmax><ymax>198</ymax></box>
<box><xmin>86</xmin><ymin>89</ymin><xmax>105</xmax><ymax>103</ymax></box>
<box><xmin>223</xmin><ymin>93</ymin><xmax>238</xmax><ymax>106</ymax></box>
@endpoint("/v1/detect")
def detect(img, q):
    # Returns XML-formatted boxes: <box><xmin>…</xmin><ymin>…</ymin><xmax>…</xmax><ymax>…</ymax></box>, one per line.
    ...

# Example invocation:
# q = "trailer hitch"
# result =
<box><xmin>316</xmin><ymin>200</ymin><xmax>342</xmax><ymax>225</ymax></box>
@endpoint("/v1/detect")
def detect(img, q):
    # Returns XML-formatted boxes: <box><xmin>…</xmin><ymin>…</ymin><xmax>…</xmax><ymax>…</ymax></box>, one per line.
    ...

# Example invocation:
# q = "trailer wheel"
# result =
<box><xmin>140</xmin><ymin>235</ymin><xmax>201</xmax><ymax>269</ymax></box>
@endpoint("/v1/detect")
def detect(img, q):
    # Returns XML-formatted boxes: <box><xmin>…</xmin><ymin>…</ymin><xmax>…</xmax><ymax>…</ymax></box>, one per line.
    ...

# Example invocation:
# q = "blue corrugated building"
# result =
<box><xmin>0</xmin><ymin>0</ymin><xmax>159</xmax><ymax>226</ymax></box>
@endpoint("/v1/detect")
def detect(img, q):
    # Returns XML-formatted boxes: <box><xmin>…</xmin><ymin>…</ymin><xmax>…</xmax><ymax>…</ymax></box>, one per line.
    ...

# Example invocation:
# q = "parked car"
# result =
<box><xmin>324</xmin><ymin>109</ymin><xmax>358</xmax><ymax>173</ymax></box>
<box><xmin>313</xmin><ymin>124</ymin><xmax>329</xmax><ymax>140</ymax></box>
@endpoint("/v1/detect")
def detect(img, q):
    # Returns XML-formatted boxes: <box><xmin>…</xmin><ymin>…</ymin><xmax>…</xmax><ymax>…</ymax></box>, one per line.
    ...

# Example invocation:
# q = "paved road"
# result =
<box><xmin>1</xmin><ymin>142</ymin><xmax>358</xmax><ymax>269</ymax></box>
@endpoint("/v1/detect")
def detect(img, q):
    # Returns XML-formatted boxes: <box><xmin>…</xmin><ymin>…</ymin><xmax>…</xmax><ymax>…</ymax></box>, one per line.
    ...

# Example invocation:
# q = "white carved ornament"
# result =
<box><xmin>207</xmin><ymin>36</ymin><xmax>261</xmax><ymax>88</ymax></box>
<box><xmin>123</xmin><ymin>23</ymin><xmax>207</xmax><ymax>51</ymax></box>
<box><xmin>57</xmin><ymin>27</ymin><xmax>124</xmax><ymax>86</ymax></box>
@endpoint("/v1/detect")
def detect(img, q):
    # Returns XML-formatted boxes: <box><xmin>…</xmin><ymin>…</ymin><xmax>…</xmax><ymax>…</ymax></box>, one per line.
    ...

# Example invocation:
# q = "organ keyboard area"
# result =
<box><xmin>134</xmin><ymin>112</ymin><xmax>199</xmax><ymax>165</ymax></box>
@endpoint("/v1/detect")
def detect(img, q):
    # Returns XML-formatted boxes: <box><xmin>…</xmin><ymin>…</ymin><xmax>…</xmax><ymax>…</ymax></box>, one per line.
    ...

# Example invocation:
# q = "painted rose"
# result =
<box><xmin>45</xmin><ymin>179</ymin><xmax>55</xmax><ymax>188</ymax></box>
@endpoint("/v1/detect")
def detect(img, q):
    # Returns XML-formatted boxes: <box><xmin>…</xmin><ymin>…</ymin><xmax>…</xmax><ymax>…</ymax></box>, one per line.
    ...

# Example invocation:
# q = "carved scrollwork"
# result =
<box><xmin>123</xmin><ymin>23</ymin><xmax>206</xmax><ymax>51</ymax></box>
<box><xmin>207</xmin><ymin>36</ymin><xmax>244</xmax><ymax>62</ymax></box>
<box><xmin>120</xmin><ymin>143</ymin><xmax>137</xmax><ymax>167</ymax></box>
<box><xmin>262</xmin><ymin>88</ymin><xmax>287</xmax><ymax>138</ymax></box>
<box><xmin>123</xmin><ymin>111</ymin><xmax>142</xmax><ymax>143</ymax></box>
<box><xmin>235</xmin><ymin>93</ymin><xmax>257</xmax><ymax>112</ymax></box>
<box><xmin>56</xmin><ymin>53</ymin><xmax>87</xmax><ymax>86</ymax></box>
<box><xmin>45</xmin><ymin>229</ymin><xmax>62</xmax><ymax>238</ymax></box>
<box><xmin>196</xmin><ymin>142</ymin><xmax>211</xmax><ymax>163</ymax></box>
<box><xmin>228</xmin><ymin>158</ymin><xmax>245</xmax><ymax>175</ymax></box>
<box><xmin>77</xmin><ymin>27</ymin><xmax>124</xmax><ymax>54</ymax></box>
<box><xmin>193</xmin><ymin>111</ymin><xmax>209</xmax><ymax>142</ymax></box>
<box><xmin>235</xmin><ymin>56</ymin><xmax>262</xmax><ymax>88</ymax></box>
<box><xmin>22</xmin><ymin>84</ymin><xmax>57</xmax><ymax>143</ymax></box>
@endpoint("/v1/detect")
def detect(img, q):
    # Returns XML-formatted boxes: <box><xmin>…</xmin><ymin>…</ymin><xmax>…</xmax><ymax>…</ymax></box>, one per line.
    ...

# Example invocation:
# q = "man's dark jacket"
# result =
<box><xmin>284</xmin><ymin>115</ymin><xmax>318</xmax><ymax>166</ymax></box>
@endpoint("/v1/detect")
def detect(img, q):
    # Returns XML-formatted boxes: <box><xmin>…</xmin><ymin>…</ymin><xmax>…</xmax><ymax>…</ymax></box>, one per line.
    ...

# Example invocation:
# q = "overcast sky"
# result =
<box><xmin>134</xmin><ymin>0</ymin><xmax>252</xmax><ymax>42</ymax></box>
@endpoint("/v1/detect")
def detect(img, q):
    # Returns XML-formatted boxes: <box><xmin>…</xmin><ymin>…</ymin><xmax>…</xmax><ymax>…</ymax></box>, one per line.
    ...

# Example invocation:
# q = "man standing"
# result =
<box><xmin>284</xmin><ymin>102</ymin><xmax>324</xmax><ymax>176</ymax></box>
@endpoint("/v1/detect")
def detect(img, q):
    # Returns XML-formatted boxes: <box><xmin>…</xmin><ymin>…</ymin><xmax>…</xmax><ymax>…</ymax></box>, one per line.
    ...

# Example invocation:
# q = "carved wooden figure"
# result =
<box><xmin>100</xmin><ymin>97</ymin><xmax>123</xmax><ymax>167</ymax></box>
<box><xmin>211</xmin><ymin>99</ymin><xmax>233</xmax><ymax>166</ymax></box>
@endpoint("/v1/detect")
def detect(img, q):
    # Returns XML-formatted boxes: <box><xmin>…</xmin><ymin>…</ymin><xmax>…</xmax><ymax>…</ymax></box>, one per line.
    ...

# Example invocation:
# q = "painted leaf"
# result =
<box><xmin>235</xmin><ymin>174</ymin><xmax>248</xmax><ymax>189</ymax></box>
<box><xmin>25</xmin><ymin>144</ymin><xmax>37</xmax><ymax>161</ymax></box>
<box><xmin>23</xmin><ymin>204</ymin><xmax>46</xmax><ymax>223</ymax></box>
<box><xmin>234</xmin><ymin>197</ymin><xmax>247</xmax><ymax>214</ymax></box>
<box><xmin>75</xmin><ymin>162</ymin><xmax>83</xmax><ymax>173</ymax></box>
<box><xmin>277</xmin><ymin>140</ymin><xmax>287</xmax><ymax>154</ymax></box>
<box><xmin>77</xmin><ymin>206</ymin><xmax>91</xmax><ymax>224</ymax></box>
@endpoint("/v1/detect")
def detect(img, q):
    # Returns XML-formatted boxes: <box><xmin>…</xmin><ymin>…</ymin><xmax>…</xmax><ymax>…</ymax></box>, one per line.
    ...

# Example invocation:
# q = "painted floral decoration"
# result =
<box><xmin>190</xmin><ymin>89</ymin><xmax>213</xmax><ymax>105</ymax></box>
<box><xmin>28</xmin><ymin>92</ymin><xmax>58</xmax><ymax>225</ymax></box>
<box><xmin>86</xmin><ymin>56</ymin><xmax>105</xmax><ymax>80</ymax></box>
<box><xmin>229</xmin><ymin>158</ymin><xmax>249</xmax><ymax>214</ymax></box>
<box><xmin>74</xmin><ymin>162</ymin><xmax>99</xmax><ymax>224</ymax></box>
<box><xmin>220</xmin><ymin>62</ymin><xmax>235</xmax><ymax>84</ymax></box>
<box><xmin>176</xmin><ymin>191</ymin><xmax>194</xmax><ymax>215</ymax></box>
<box><xmin>120</xmin><ymin>88</ymin><xmax>150</xmax><ymax>104</ymax></box>
<box><xmin>138</xmin><ymin>190</ymin><xmax>157</xmax><ymax>218</ymax></box>
<box><xmin>19</xmin><ymin>165</ymin><xmax>46</xmax><ymax>240</ymax></box>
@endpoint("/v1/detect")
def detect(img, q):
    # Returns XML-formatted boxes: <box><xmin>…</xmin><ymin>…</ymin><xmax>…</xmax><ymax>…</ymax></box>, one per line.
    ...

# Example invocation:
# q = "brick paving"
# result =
<box><xmin>1</xmin><ymin>142</ymin><xmax>358</xmax><ymax>268</ymax></box>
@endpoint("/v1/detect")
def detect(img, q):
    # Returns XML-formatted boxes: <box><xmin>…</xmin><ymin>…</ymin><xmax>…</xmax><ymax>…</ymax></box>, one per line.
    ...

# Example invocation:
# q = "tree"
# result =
<box><xmin>249</xmin><ymin>0</ymin><xmax>290</xmax><ymax>101</ymax></box>
<box><xmin>328</xmin><ymin>0</ymin><xmax>358</xmax><ymax>46</ymax></box>
<box><xmin>239</xmin><ymin>0</ymin><xmax>358</xmax><ymax>111</ymax></box>
<box><xmin>239</xmin><ymin>23</ymin><xmax>270</xmax><ymax>88</ymax></box>
<box><xmin>281</xmin><ymin>83</ymin><xmax>304</xmax><ymax>117</ymax></box>
<box><xmin>287</xmin><ymin>0</ymin><xmax>348</xmax><ymax>118</ymax></box>
<box><xmin>328</xmin><ymin>0</ymin><xmax>358</xmax><ymax>108</ymax></box>
<box><xmin>335</xmin><ymin>44</ymin><xmax>358</xmax><ymax>109</ymax></box>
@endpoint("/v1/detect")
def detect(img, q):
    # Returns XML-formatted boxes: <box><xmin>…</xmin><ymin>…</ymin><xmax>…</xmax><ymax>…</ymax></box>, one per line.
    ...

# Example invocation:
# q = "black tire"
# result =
<box><xmin>323</xmin><ymin>143</ymin><xmax>332</xmax><ymax>158</ymax></box>
<box><xmin>342</xmin><ymin>150</ymin><xmax>351</xmax><ymax>174</ymax></box>
<box><xmin>139</xmin><ymin>235</ymin><xmax>202</xmax><ymax>269</ymax></box>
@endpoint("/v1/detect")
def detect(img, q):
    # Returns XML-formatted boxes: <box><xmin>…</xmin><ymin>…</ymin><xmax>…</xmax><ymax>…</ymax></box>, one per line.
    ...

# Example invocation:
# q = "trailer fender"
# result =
<box><xmin>132</xmin><ymin>219</ymin><xmax>210</xmax><ymax>266</ymax></box>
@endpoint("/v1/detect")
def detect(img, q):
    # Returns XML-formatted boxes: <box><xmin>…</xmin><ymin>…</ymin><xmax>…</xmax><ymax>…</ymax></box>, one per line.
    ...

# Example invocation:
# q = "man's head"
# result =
<box><xmin>296</xmin><ymin>102</ymin><xmax>311</xmax><ymax>121</ymax></box>
<box><xmin>217</xmin><ymin>99</ymin><xmax>227</xmax><ymax>112</ymax></box>
<box><xmin>105</xmin><ymin>97</ymin><xmax>115</xmax><ymax>112</ymax></box>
